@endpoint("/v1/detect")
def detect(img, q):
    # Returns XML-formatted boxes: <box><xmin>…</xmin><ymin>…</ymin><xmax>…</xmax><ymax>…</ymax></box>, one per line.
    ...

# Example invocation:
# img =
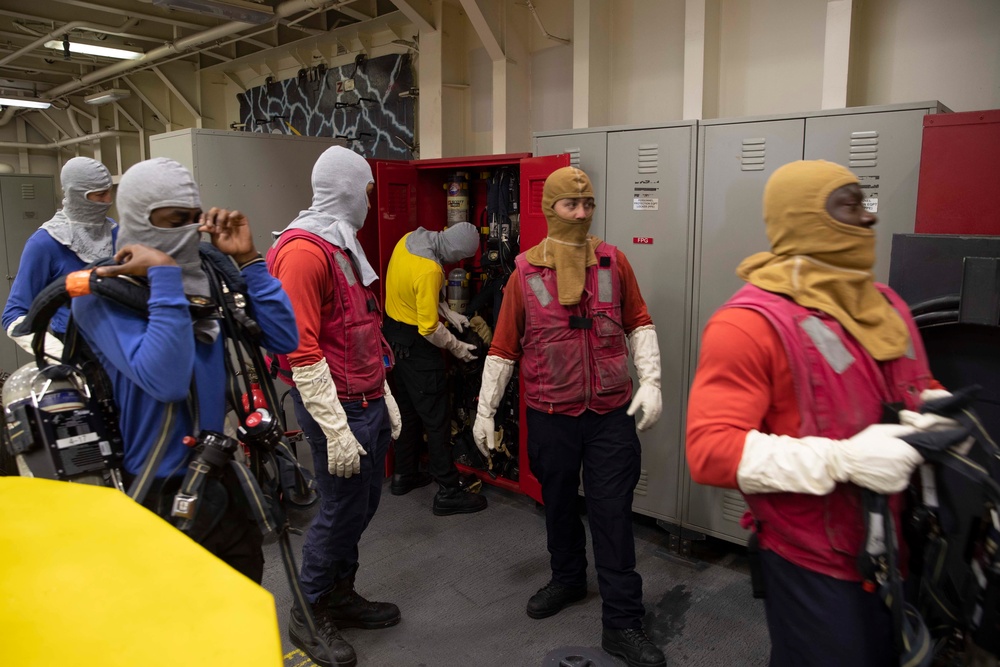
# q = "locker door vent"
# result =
<box><xmin>849</xmin><ymin>131</ymin><xmax>879</xmax><ymax>168</ymax></box>
<box><xmin>741</xmin><ymin>138</ymin><xmax>766</xmax><ymax>171</ymax></box>
<box><xmin>530</xmin><ymin>180</ymin><xmax>545</xmax><ymax>212</ymax></box>
<box><xmin>386</xmin><ymin>183</ymin><xmax>409</xmax><ymax>221</ymax></box>
<box><xmin>721</xmin><ymin>489</ymin><xmax>748</xmax><ymax>523</ymax></box>
<box><xmin>637</xmin><ymin>144</ymin><xmax>658</xmax><ymax>174</ymax></box>
<box><xmin>634</xmin><ymin>468</ymin><xmax>648</xmax><ymax>496</ymax></box>
<box><xmin>567</xmin><ymin>148</ymin><xmax>581</xmax><ymax>168</ymax></box>
<box><xmin>20</xmin><ymin>183</ymin><xmax>35</xmax><ymax>199</ymax></box>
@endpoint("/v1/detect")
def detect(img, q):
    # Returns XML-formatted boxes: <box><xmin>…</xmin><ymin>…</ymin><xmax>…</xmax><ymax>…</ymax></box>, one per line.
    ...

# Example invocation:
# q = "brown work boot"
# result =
<box><xmin>288</xmin><ymin>597</ymin><xmax>357</xmax><ymax>667</ymax></box>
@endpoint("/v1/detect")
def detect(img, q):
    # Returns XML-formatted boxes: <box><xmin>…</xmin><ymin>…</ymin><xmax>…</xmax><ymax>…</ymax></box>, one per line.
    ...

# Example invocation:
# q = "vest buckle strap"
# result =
<box><xmin>569</xmin><ymin>316</ymin><xmax>593</xmax><ymax>329</ymax></box>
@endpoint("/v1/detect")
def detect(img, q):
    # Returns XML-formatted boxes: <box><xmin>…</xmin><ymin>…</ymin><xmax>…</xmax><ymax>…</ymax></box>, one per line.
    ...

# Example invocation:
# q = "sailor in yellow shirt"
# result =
<box><xmin>383</xmin><ymin>222</ymin><xmax>488</xmax><ymax>516</ymax></box>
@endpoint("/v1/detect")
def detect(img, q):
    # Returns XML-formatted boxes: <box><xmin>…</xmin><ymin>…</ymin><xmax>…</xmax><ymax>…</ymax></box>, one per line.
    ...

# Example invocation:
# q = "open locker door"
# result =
<box><xmin>363</xmin><ymin>159</ymin><xmax>418</xmax><ymax>304</ymax></box>
<box><xmin>516</xmin><ymin>153</ymin><xmax>571</xmax><ymax>505</ymax></box>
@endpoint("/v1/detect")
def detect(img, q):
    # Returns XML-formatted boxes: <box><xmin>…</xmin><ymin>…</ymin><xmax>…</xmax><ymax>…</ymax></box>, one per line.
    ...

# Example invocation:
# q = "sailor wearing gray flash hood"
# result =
<box><xmin>115</xmin><ymin>157</ymin><xmax>210</xmax><ymax>299</ymax></box>
<box><xmin>382</xmin><ymin>221</ymin><xmax>488</xmax><ymax>516</ymax></box>
<box><xmin>70</xmin><ymin>156</ymin><xmax>298</xmax><ymax>582</ymax></box>
<box><xmin>3</xmin><ymin>157</ymin><xmax>117</xmax><ymax>356</ymax></box>
<box><xmin>266</xmin><ymin>145</ymin><xmax>402</xmax><ymax>667</ymax></box>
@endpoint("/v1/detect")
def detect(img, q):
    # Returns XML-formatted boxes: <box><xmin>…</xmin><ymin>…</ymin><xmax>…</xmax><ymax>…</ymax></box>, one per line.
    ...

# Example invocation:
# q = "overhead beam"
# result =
<box><xmin>224</xmin><ymin>71</ymin><xmax>246</xmax><ymax>93</ymax></box>
<box><xmin>152</xmin><ymin>66</ymin><xmax>201</xmax><ymax>122</ymax></box>
<box><xmin>459</xmin><ymin>0</ymin><xmax>504</xmax><ymax>61</ymax></box>
<box><xmin>389</xmin><ymin>0</ymin><xmax>435</xmax><ymax>32</ymax></box>
<box><xmin>121</xmin><ymin>77</ymin><xmax>172</xmax><ymax>129</ymax></box>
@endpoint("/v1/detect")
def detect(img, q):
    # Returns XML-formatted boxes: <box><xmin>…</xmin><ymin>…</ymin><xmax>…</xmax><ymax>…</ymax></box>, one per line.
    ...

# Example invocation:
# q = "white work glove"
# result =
<box><xmin>473</xmin><ymin>355</ymin><xmax>515</xmax><ymax>457</ymax></box>
<box><xmin>625</xmin><ymin>326</ymin><xmax>662</xmax><ymax>431</ymax></box>
<box><xmin>383</xmin><ymin>380</ymin><xmax>402</xmax><ymax>440</ymax></box>
<box><xmin>899</xmin><ymin>388</ymin><xmax>958</xmax><ymax>430</ymax></box>
<box><xmin>7</xmin><ymin>316</ymin><xmax>63</xmax><ymax>359</ymax></box>
<box><xmin>737</xmin><ymin>423</ymin><xmax>924</xmax><ymax>496</ymax></box>
<box><xmin>424</xmin><ymin>321</ymin><xmax>477</xmax><ymax>362</ymax></box>
<box><xmin>291</xmin><ymin>358</ymin><xmax>366</xmax><ymax>478</ymax></box>
<box><xmin>899</xmin><ymin>388</ymin><xmax>976</xmax><ymax>454</ymax></box>
<box><xmin>438</xmin><ymin>301</ymin><xmax>470</xmax><ymax>332</ymax></box>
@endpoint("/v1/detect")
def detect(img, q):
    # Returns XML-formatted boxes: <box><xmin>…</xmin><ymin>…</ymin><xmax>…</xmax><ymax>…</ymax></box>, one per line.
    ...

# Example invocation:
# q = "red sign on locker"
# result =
<box><xmin>633</xmin><ymin>237</ymin><xmax>654</xmax><ymax>245</ymax></box>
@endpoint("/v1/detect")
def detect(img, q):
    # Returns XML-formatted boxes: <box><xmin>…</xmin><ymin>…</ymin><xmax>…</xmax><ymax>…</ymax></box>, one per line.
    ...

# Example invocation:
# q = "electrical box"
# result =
<box><xmin>149</xmin><ymin>129</ymin><xmax>347</xmax><ymax>253</ymax></box>
<box><xmin>0</xmin><ymin>175</ymin><xmax>56</xmax><ymax>376</ymax></box>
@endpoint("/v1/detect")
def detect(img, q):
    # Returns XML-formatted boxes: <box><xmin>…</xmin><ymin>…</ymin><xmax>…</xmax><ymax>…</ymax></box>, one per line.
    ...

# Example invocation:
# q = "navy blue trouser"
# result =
<box><xmin>526</xmin><ymin>404</ymin><xmax>645</xmax><ymax>629</ymax></box>
<box><xmin>761</xmin><ymin>549</ymin><xmax>896</xmax><ymax>667</ymax></box>
<box><xmin>291</xmin><ymin>389</ymin><xmax>391</xmax><ymax>603</ymax></box>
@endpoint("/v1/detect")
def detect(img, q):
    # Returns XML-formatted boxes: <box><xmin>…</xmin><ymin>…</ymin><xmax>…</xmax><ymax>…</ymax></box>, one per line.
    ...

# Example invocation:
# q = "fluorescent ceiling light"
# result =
<box><xmin>44</xmin><ymin>40</ymin><xmax>143</xmax><ymax>61</ymax></box>
<box><xmin>0</xmin><ymin>96</ymin><xmax>51</xmax><ymax>109</ymax></box>
<box><xmin>84</xmin><ymin>89</ymin><xmax>131</xmax><ymax>105</ymax></box>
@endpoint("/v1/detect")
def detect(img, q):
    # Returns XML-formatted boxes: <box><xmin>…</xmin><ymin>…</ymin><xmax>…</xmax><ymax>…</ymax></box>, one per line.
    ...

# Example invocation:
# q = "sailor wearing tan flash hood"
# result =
<box><xmin>474</xmin><ymin>166</ymin><xmax>667</xmax><ymax>667</ymax></box>
<box><xmin>686</xmin><ymin>159</ymin><xmax>952</xmax><ymax>666</ymax></box>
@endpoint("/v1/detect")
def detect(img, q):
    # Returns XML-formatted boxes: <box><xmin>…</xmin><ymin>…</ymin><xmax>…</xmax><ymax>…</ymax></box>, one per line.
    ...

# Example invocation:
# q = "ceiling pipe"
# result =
<box><xmin>0</xmin><ymin>129</ymin><xmax>137</xmax><ymax>150</ymax></box>
<box><xmin>0</xmin><ymin>17</ymin><xmax>141</xmax><ymax>69</ymax></box>
<box><xmin>40</xmin><ymin>0</ymin><xmax>336</xmax><ymax>103</ymax></box>
<box><xmin>67</xmin><ymin>106</ymin><xmax>86</xmax><ymax>137</ymax></box>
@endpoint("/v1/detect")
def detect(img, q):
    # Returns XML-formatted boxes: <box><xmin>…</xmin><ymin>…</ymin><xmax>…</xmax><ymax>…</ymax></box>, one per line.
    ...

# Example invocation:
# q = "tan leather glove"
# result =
<box><xmin>383</xmin><ymin>380</ymin><xmax>402</xmax><ymax>441</ymax></box>
<box><xmin>472</xmin><ymin>355</ymin><xmax>515</xmax><ymax>457</ymax></box>
<box><xmin>291</xmin><ymin>359</ymin><xmax>366</xmax><ymax>478</ymax></box>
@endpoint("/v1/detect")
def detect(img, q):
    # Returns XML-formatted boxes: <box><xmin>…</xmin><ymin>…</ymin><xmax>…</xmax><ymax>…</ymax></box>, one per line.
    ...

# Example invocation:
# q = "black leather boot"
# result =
<box><xmin>601</xmin><ymin>627</ymin><xmax>667</xmax><ymax>667</ymax></box>
<box><xmin>390</xmin><ymin>471</ymin><xmax>434</xmax><ymax>496</ymax></box>
<box><xmin>288</xmin><ymin>597</ymin><xmax>357</xmax><ymax>667</ymax></box>
<box><xmin>526</xmin><ymin>580</ymin><xmax>588</xmax><ymax>619</ymax></box>
<box><xmin>326</xmin><ymin>572</ymin><xmax>401</xmax><ymax>629</ymax></box>
<box><xmin>432</xmin><ymin>485</ymin><xmax>488</xmax><ymax>516</ymax></box>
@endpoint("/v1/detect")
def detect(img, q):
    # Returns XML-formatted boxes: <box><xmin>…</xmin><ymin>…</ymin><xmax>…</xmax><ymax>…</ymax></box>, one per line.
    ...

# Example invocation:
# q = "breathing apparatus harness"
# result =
<box><xmin>7</xmin><ymin>245</ymin><xmax>340</xmax><ymax>663</ymax></box>
<box><xmin>857</xmin><ymin>389</ymin><xmax>1000</xmax><ymax>665</ymax></box>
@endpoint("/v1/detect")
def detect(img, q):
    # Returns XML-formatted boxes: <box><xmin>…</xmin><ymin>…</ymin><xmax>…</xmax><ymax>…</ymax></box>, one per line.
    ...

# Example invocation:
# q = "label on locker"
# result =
<box><xmin>633</xmin><ymin>192</ymin><xmax>658</xmax><ymax>211</ymax></box>
<box><xmin>863</xmin><ymin>197</ymin><xmax>878</xmax><ymax>213</ymax></box>
<box><xmin>633</xmin><ymin>237</ymin><xmax>654</xmax><ymax>245</ymax></box>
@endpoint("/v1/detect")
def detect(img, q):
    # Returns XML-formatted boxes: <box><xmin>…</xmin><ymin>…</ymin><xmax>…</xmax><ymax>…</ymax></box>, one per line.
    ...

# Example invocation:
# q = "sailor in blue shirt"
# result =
<box><xmin>72</xmin><ymin>158</ymin><xmax>298</xmax><ymax>581</ymax></box>
<box><xmin>3</xmin><ymin>157</ymin><xmax>117</xmax><ymax>357</ymax></box>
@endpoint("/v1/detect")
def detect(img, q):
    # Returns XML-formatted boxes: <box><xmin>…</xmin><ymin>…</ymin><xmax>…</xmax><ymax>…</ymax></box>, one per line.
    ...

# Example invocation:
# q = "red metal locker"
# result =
<box><xmin>915</xmin><ymin>109</ymin><xmax>1000</xmax><ymax>236</ymax></box>
<box><xmin>369</xmin><ymin>152</ymin><xmax>571</xmax><ymax>504</ymax></box>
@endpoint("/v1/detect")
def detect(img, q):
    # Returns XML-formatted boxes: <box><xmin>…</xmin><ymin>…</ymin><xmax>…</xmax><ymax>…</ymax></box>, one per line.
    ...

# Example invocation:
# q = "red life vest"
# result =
<box><xmin>266</xmin><ymin>229</ymin><xmax>390</xmax><ymax>401</ymax></box>
<box><xmin>725</xmin><ymin>283</ymin><xmax>932</xmax><ymax>580</ymax></box>
<box><xmin>515</xmin><ymin>243</ymin><xmax>632</xmax><ymax>416</ymax></box>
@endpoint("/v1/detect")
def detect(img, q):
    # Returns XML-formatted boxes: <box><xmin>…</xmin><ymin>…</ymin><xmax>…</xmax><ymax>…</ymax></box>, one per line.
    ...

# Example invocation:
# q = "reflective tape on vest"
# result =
<box><xmin>799</xmin><ymin>315</ymin><xmax>855</xmax><ymax>374</ymax></box>
<box><xmin>334</xmin><ymin>252</ymin><xmax>357</xmax><ymax>287</ymax></box>
<box><xmin>526</xmin><ymin>273</ymin><xmax>553</xmax><ymax>307</ymax></box>
<box><xmin>598</xmin><ymin>269</ymin><xmax>613</xmax><ymax>303</ymax></box>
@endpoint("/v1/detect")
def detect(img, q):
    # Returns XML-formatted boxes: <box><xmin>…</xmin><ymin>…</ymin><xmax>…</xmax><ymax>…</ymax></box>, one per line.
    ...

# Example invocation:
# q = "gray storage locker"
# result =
<box><xmin>0</xmin><ymin>175</ymin><xmax>56</xmax><ymax>376</ymax></box>
<box><xmin>603</xmin><ymin>123</ymin><xmax>698</xmax><ymax>523</ymax></box>
<box><xmin>149</xmin><ymin>129</ymin><xmax>346</xmax><ymax>254</ymax></box>
<box><xmin>685</xmin><ymin>101</ymin><xmax>948</xmax><ymax>544</ymax></box>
